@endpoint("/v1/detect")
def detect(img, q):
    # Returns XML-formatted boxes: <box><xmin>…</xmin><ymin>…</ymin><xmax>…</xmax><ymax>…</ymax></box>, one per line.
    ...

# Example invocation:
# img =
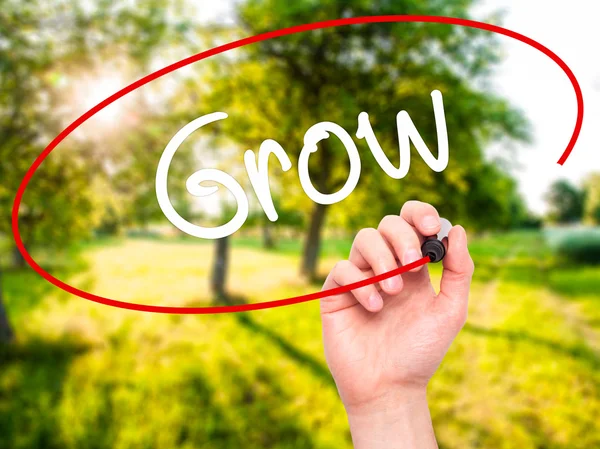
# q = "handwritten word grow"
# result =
<box><xmin>155</xmin><ymin>90</ymin><xmax>448</xmax><ymax>239</ymax></box>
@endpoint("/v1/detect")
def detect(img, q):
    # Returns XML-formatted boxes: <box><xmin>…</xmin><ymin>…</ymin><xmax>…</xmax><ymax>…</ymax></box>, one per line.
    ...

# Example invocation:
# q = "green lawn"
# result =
<box><xmin>1</xmin><ymin>231</ymin><xmax>599</xmax><ymax>449</ymax></box>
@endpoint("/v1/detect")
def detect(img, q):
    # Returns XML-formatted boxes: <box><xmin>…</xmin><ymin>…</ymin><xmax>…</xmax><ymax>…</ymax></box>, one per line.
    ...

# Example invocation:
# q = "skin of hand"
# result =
<box><xmin>320</xmin><ymin>201</ymin><xmax>474</xmax><ymax>448</ymax></box>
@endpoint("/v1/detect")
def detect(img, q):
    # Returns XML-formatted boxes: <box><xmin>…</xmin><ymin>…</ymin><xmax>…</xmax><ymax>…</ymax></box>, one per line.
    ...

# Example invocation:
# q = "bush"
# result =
<box><xmin>549</xmin><ymin>227</ymin><xmax>600</xmax><ymax>264</ymax></box>
<box><xmin>519</xmin><ymin>215</ymin><xmax>543</xmax><ymax>229</ymax></box>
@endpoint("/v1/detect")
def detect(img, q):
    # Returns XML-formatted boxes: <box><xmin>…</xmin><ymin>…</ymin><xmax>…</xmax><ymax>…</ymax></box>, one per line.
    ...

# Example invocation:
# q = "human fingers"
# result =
<box><xmin>437</xmin><ymin>225</ymin><xmax>475</xmax><ymax>327</ymax></box>
<box><xmin>349</xmin><ymin>228</ymin><xmax>403</xmax><ymax>295</ymax></box>
<box><xmin>400</xmin><ymin>200</ymin><xmax>441</xmax><ymax>238</ymax></box>
<box><xmin>321</xmin><ymin>260</ymin><xmax>384</xmax><ymax>314</ymax></box>
<box><xmin>378</xmin><ymin>214</ymin><xmax>426</xmax><ymax>273</ymax></box>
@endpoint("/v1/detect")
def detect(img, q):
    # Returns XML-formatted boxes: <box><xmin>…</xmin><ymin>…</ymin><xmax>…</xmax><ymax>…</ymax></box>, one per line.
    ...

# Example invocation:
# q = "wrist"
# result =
<box><xmin>345</xmin><ymin>387</ymin><xmax>437</xmax><ymax>449</ymax></box>
<box><xmin>345</xmin><ymin>385</ymin><xmax>428</xmax><ymax>419</ymax></box>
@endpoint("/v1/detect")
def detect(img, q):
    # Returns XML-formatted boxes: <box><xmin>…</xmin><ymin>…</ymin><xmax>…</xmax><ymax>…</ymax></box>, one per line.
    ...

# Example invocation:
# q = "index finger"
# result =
<box><xmin>400</xmin><ymin>200</ymin><xmax>441</xmax><ymax>237</ymax></box>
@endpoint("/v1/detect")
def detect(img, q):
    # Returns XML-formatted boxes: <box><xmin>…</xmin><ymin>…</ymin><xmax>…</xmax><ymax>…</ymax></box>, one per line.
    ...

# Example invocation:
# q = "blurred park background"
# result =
<box><xmin>2</xmin><ymin>0</ymin><xmax>600</xmax><ymax>448</ymax></box>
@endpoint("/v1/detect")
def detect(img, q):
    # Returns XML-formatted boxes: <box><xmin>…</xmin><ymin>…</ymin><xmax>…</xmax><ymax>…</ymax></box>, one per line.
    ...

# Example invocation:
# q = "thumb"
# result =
<box><xmin>438</xmin><ymin>225</ymin><xmax>474</xmax><ymax>322</ymax></box>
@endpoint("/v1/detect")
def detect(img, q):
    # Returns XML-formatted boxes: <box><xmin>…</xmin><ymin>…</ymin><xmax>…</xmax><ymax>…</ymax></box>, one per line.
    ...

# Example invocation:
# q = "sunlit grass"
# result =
<box><xmin>1</xmin><ymin>231</ymin><xmax>600</xmax><ymax>449</ymax></box>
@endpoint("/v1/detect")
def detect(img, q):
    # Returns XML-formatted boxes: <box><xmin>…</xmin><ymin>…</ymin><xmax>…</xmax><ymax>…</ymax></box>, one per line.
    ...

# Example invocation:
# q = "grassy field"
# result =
<box><xmin>1</xmin><ymin>231</ymin><xmax>600</xmax><ymax>449</ymax></box>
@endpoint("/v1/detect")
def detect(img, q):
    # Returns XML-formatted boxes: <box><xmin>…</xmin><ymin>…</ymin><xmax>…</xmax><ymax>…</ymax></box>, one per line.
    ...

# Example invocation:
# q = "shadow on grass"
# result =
<box><xmin>206</xmin><ymin>293</ymin><xmax>333</xmax><ymax>387</ymax></box>
<box><xmin>236</xmin><ymin>314</ymin><xmax>334</xmax><ymax>387</ymax></box>
<box><xmin>223</xmin><ymin>365</ymin><xmax>330</xmax><ymax>447</ymax></box>
<box><xmin>546</xmin><ymin>261</ymin><xmax>600</xmax><ymax>300</ymax></box>
<box><xmin>212</xmin><ymin>292</ymin><xmax>248</xmax><ymax>306</ymax></box>
<box><xmin>1</xmin><ymin>332</ymin><xmax>333</xmax><ymax>449</ymax></box>
<box><xmin>463</xmin><ymin>323</ymin><xmax>600</xmax><ymax>371</ymax></box>
<box><xmin>173</xmin><ymin>370</ymin><xmax>252</xmax><ymax>447</ymax></box>
<box><xmin>0</xmin><ymin>338</ymin><xmax>91</xmax><ymax>449</ymax></box>
<box><xmin>2</xmin><ymin>244</ymin><xmax>93</xmax><ymax>323</ymax></box>
<box><xmin>177</xmin><ymin>364</ymin><xmax>336</xmax><ymax>448</ymax></box>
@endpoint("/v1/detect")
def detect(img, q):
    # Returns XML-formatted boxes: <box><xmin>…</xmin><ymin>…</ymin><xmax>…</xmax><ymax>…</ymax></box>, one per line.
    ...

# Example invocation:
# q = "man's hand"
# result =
<box><xmin>321</xmin><ymin>201</ymin><xmax>474</xmax><ymax>448</ymax></box>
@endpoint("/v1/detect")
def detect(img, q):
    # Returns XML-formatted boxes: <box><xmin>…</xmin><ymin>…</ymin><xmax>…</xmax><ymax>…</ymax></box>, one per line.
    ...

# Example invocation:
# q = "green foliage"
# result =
<box><xmin>3</xmin><ymin>0</ymin><xmax>534</xmax><ymax>278</ymax></box>
<box><xmin>583</xmin><ymin>173</ymin><xmax>600</xmax><ymax>225</ymax></box>
<box><xmin>0</xmin><ymin>0</ymin><xmax>83</xmax><ymax>248</ymax></box>
<box><xmin>196</xmin><ymin>0</ymin><xmax>529</xmax><ymax>251</ymax></box>
<box><xmin>246</xmin><ymin>197</ymin><xmax>306</xmax><ymax>229</ymax></box>
<box><xmin>545</xmin><ymin>179</ymin><xmax>585</xmax><ymax>224</ymax></box>
<box><xmin>107</xmin><ymin>115</ymin><xmax>197</xmax><ymax>231</ymax></box>
<box><xmin>449</xmin><ymin>161</ymin><xmax>528</xmax><ymax>231</ymax></box>
<box><xmin>0</xmin><ymin>0</ymin><xmax>191</xmax><ymax>250</ymax></box>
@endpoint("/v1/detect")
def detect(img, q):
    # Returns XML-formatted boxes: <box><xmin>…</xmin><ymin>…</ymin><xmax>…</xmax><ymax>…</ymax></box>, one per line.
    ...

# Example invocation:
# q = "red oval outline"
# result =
<box><xmin>12</xmin><ymin>15</ymin><xmax>583</xmax><ymax>314</ymax></box>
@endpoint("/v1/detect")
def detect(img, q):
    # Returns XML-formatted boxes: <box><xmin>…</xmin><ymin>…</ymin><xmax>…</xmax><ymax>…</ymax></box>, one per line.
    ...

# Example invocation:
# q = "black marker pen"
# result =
<box><xmin>421</xmin><ymin>218</ymin><xmax>452</xmax><ymax>263</ymax></box>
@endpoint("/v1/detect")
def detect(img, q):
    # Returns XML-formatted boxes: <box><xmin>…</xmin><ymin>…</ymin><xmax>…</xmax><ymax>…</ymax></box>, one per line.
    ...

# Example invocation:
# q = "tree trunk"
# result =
<box><xmin>262</xmin><ymin>222</ymin><xmax>275</xmax><ymax>249</ymax></box>
<box><xmin>12</xmin><ymin>245</ymin><xmax>25</xmax><ymax>268</ymax></box>
<box><xmin>0</xmin><ymin>269</ymin><xmax>14</xmax><ymax>343</ymax></box>
<box><xmin>300</xmin><ymin>134</ymin><xmax>332</xmax><ymax>281</ymax></box>
<box><xmin>301</xmin><ymin>202</ymin><xmax>327</xmax><ymax>280</ymax></box>
<box><xmin>211</xmin><ymin>236</ymin><xmax>229</xmax><ymax>300</ymax></box>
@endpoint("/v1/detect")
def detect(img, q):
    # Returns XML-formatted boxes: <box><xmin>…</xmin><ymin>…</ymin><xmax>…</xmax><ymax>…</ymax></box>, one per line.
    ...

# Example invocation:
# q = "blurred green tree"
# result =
<box><xmin>583</xmin><ymin>173</ymin><xmax>600</xmax><ymax>225</ymax></box>
<box><xmin>0</xmin><ymin>0</ymin><xmax>189</xmax><ymax>342</ymax></box>
<box><xmin>245</xmin><ymin>196</ymin><xmax>306</xmax><ymax>249</ymax></box>
<box><xmin>461</xmin><ymin>162</ymin><xmax>530</xmax><ymax>231</ymax></box>
<box><xmin>546</xmin><ymin>179</ymin><xmax>585</xmax><ymax>224</ymax></box>
<box><xmin>198</xmin><ymin>0</ymin><xmax>529</xmax><ymax>279</ymax></box>
<box><xmin>0</xmin><ymin>0</ymin><xmax>94</xmax><ymax>341</ymax></box>
<box><xmin>108</xmin><ymin>114</ymin><xmax>196</xmax><ymax>233</ymax></box>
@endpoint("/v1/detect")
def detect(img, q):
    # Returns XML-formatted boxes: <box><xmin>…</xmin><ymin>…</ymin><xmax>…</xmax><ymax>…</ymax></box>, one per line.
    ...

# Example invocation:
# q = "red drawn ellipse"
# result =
<box><xmin>12</xmin><ymin>15</ymin><xmax>584</xmax><ymax>314</ymax></box>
